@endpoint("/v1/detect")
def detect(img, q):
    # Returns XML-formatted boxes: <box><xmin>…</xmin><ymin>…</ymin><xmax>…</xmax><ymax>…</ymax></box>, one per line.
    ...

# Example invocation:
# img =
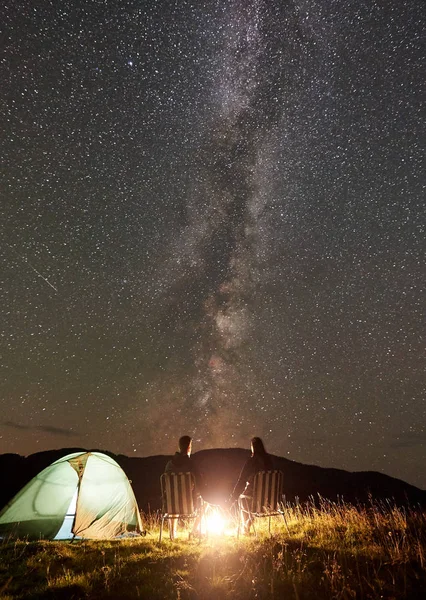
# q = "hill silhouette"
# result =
<box><xmin>1</xmin><ymin>447</ymin><xmax>425</xmax><ymax>512</ymax></box>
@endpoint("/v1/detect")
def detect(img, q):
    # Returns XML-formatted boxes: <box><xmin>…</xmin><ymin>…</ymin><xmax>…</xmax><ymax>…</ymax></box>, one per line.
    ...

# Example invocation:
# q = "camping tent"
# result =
<box><xmin>0</xmin><ymin>451</ymin><xmax>143</xmax><ymax>540</ymax></box>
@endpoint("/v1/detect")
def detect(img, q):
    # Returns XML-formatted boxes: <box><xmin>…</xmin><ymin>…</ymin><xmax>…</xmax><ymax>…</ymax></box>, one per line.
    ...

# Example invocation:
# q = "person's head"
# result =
<box><xmin>178</xmin><ymin>435</ymin><xmax>192</xmax><ymax>456</ymax></box>
<box><xmin>251</xmin><ymin>437</ymin><xmax>267</xmax><ymax>456</ymax></box>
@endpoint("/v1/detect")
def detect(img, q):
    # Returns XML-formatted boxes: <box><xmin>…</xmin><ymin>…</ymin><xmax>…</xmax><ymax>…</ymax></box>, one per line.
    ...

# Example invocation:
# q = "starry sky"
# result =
<box><xmin>1</xmin><ymin>0</ymin><xmax>425</xmax><ymax>489</ymax></box>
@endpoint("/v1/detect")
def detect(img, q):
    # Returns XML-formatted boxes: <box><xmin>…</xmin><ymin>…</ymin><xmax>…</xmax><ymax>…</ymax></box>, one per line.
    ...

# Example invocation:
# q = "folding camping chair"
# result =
<box><xmin>159</xmin><ymin>472</ymin><xmax>201</xmax><ymax>541</ymax></box>
<box><xmin>237</xmin><ymin>470</ymin><xmax>284</xmax><ymax>538</ymax></box>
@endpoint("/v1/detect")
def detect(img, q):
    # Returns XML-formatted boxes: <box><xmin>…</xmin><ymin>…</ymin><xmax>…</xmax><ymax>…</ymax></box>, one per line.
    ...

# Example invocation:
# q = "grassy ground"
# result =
<box><xmin>1</xmin><ymin>499</ymin><xmax>425</xmax><ymax>599</ymax></box>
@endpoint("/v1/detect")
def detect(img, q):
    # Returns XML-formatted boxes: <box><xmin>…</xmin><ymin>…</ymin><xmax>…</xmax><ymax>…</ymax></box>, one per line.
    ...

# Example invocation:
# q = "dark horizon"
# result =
<box><xmin>1</xmin><ymin>443</ymin><xmax>425</xmax><ymax>495</ymax></box>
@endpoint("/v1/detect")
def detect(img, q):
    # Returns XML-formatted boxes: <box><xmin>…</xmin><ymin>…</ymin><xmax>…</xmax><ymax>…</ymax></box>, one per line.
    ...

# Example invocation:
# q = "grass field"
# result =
<box><xmin>1</xmin><ymin>499</ymin><xmax>425</xmax><ymax>599</ymax></box>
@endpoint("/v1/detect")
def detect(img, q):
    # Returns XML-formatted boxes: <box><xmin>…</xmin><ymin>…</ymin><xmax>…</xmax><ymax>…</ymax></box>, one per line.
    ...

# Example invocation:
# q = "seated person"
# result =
<box><xmin>229</xmin><ymin>437</ymin><xmax>273</xmax><ymax>534</ymax></box>
<box><xmin>164</xmin><ymin>435</ymin><xmax>204</xmax><ymax>537</ymax></box>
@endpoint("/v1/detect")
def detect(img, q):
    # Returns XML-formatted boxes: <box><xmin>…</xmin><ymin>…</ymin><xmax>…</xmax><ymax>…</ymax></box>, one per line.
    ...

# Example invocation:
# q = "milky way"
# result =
<box><xmin>1</xmin><ymin>0</ymin><xmax>425</xmax><ymax>488</ymax></box>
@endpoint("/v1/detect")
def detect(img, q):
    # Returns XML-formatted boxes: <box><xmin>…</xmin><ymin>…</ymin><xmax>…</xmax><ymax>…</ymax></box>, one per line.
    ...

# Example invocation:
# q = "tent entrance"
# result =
<box><xmin>53</xmin><ymin>488</ymin><xmax>80</xmax><ymax>540</ymax></box>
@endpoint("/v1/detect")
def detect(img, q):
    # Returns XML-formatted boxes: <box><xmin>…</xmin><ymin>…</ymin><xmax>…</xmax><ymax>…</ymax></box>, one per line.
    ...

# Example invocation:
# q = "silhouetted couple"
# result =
<box><xmin>165</xmin><ymin>435</ymin><xmax>272</xmax><ymax>535</ymax></box>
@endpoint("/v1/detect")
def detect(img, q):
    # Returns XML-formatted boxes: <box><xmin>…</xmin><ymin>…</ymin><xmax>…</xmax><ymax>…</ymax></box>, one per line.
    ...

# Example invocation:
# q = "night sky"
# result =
<box><xmin>1</xmin><ymin>0</ymin><xmax>425</xmax><ymax>489</ymax></box>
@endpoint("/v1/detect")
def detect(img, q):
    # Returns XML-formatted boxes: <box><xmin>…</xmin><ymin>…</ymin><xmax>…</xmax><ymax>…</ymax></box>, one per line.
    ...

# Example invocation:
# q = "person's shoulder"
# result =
<box><xmin>165</xmin><ymin>452</ymin><xmax>180</xmax><ymax>469</ymax></box>
<box><xmin>241</xmin><ymin>455</ymin><xmax>255</xmax><ymax>470</ymax></box>
<box><xmin>187</xmin><ymin>456</ymin><xmax>197</xmax><ymax>469</ymax></box>
<box><xmin>253</xmin><ymin>453</ymin><xmax>269</xmax><ymax>468</ymax></box>
<box><xmin>263</xmin><ymin>453</ymin><xmax>273</xmax><ymax>469</ymax></box>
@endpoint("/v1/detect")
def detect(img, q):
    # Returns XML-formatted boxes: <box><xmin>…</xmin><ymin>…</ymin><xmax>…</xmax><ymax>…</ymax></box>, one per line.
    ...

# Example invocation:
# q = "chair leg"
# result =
<box><xmin>237</xmin><ymin>506</ymin><xmax>244</xmax><ymax>539</ymax></box>
<box><xmin>280</xmin><ymin>510</ymin><xmax>290</xmax><ymax>534</ymax></box>
<box><xmin>190</xmin><ymin>513</ymin><xmax>202</xmax><ymax>541</ymax></box>
<box><xmin>169</xmin><ymin>517</ymin><xmax>177</xmax><ymax>540</ymax></box>
<box><xmin>159</xmin><ymin>515</ymin><xmax>165</xmax><ymax>542</ymax></box>
<box><xmin>249</xmin><ymin>512</ymin><xmax>255</xmax><ymax>537</ymax></box>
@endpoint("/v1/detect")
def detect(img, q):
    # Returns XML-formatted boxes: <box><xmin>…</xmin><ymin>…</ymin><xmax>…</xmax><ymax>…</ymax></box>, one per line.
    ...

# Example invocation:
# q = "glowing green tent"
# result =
<box><xmin>0</xmin><ymin>451</ymin><xmax>143</xmax><ymax>540</ymax></box>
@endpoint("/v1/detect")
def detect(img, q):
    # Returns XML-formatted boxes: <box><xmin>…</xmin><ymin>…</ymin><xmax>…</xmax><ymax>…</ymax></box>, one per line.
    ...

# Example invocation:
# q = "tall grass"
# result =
<box><xmin>0</xmin><ymin>499</ymin><xmax>425</xmax><ymax>599</ymax></box>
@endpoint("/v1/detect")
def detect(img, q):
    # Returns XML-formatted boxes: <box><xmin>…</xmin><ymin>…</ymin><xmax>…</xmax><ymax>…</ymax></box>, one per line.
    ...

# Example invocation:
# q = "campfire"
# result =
<box><xmin>201</xmin><ymin>503</ymin><xmax>235</xmax><ymax>537</ymax></box>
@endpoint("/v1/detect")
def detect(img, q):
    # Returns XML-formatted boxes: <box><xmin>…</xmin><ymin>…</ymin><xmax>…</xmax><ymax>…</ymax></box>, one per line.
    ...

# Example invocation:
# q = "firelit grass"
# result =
<box><xmin>1</xmin><ymin>500</ymin><xmax>425</xmax><ymax>599</ymax></box>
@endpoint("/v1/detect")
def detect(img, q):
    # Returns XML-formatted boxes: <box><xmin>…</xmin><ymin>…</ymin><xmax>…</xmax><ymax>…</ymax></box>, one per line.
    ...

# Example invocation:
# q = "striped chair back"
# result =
<box><xmin>251</xmin><ymin>470</ymin><xmax>283</xmax><ymax>514</ymax></box>
<box><xmin>161</xmin><ymin>472</ymin><xmax>195</xmax><ymax>516</ymax></box>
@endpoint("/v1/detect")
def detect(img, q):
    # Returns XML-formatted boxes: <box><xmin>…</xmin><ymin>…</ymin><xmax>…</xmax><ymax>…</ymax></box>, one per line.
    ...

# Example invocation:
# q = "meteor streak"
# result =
<box><xmin>25</xmin><ymin>260</ymin><xmax>58</xmax><ymax>292</ymax></box>
<box><xmin>9</xmin><ymin>246</ymin><xmax>58</xmax><ymax>292</ymax></box>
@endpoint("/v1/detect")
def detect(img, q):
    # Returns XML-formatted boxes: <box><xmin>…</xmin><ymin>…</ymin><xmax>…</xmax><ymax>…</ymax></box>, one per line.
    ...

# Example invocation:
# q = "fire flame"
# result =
<box><xmin>203</xmin><ymin>506</ymin><xmax>226</xmax><ymax>536</ymax></box>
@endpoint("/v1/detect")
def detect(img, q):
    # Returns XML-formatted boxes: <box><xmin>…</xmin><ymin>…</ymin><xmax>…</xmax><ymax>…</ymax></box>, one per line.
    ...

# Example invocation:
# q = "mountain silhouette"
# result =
<box><xmin>1</xmin><ymin>448</ymin><xmax>425</xmax><ymax>513</ymax></box>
